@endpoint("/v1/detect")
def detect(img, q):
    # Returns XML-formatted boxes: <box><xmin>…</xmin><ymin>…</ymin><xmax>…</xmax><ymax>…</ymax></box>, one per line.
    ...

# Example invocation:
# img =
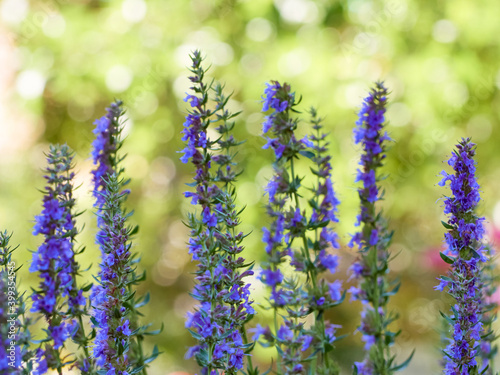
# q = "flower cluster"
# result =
<box><xmin>90</xmin><ymin>102</ymin><xmax>159</xmax><ymax>374</ymax></box>
<box><xmin>478</xmin><ymin>244</ymin><xmax>498</xmax><ymax>375</ymax></box>
<box><xmin>348</xmin><ymin>83</ymin><xmax>409</xmax><ymax>374</ymax></box>
<box><xmin>256</xmin><ymin>82</ymin><xmax>343</xmax><ymax>374</ymax></box>
<box><xmin>437</xmin><ymin>138</ymin><xmax>487</xmax><ymax>374</ymax></box>
<box><xmin>91</xmin><ymin>100</ymin><xmax>124</xmax><ymax>213</ymax></box>
<box><xmin>0</xmin><ymin>231</ymin><xmax>30</xmax><ymax>374</ymax></box>
<box><xmin>182</xmin><ymin>51</ymin><xmax>254</xmax><ymax>375</ymax></box>
<box><xmin>259</xmin><ymin>81</ymin><xmax>297</xmax><ymax>311</ymax></box>
<box><xmin>91</xmin><ymin>174</ymin><xmax>134</xmax><ymax>374</ymax></box>
<box><xmin>29</xmin><ymin>144</ymin><xmax>86</xmax><ymax>375</ymax></box>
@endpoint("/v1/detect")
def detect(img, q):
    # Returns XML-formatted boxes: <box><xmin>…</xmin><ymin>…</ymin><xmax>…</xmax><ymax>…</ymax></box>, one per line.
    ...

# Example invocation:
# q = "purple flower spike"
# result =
<box><xmin>258</xmin><ymin>84</ymin><xmax>343</xmax><ymax>374</ymax></box>
<box><xmin>0</xmin><ymin>232</ymin><xmax>35</xmax><ymax>373</ymax></box>
<box><xmin>91</xmin><ymin>174</ymin><xmax>134</xmax><ymax>375</ymax></box>
<box><xmin>349</xmin><ymin>83</ymin><xmax>409</xmax><ymax>373</ymax></box>
<box><xmin>91</xmin><ymin>101</ymin><xmax>124</xmax><ymax>212</ymax></box>
<box><xmin>90</xmin><ymin>101</ymin><xmax>156</xmax><ymax>374</ymax></box>
<box><xmin>181</xmin><ymin>50</ymin><xmax>254</xmax><ymax>374</ymax></box>
<box><xmin>438</xmin><ymin>138</ymin><xmax>488</xmax><ymax>374</ymax></box>
<box><xmin>30</xmin><ymin>144</ymin><xmax>88</xmax><ymax>374</ymax></box>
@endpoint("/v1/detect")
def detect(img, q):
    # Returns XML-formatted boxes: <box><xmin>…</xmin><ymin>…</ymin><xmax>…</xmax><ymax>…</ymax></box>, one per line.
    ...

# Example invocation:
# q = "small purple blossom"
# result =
<box><xmin>277</xmin><ymin>325</ymin><xmax>294</xmax><ymax>342</ymax></box>
<box><xmin>318</xmin><ymin>250</ymin><xmax>338</xmax><ymax>273</ymax></box>
<box><xmin>354</xmin><ymin>360</ymin><xmax>374</xmax><ymax>375</ymax></box>
<box><xmin>262</xmin><ymin>81</ymin><xmax>290</xmax><ymax>113</ymax></box>
<box><xmin>328</xmin><ymin>280</ymin><xmax>343</xmax><ymax>301</ymax></box>
<box><xmin>260</xmin><ymin>268</ymin><xmax>284</xmax><ymax>287</ymax></box>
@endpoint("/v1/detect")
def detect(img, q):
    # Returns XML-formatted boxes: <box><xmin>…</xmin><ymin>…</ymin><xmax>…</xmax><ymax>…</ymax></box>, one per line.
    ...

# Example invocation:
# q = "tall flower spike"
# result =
<box><xmin>90</xmin><ymin>102</ymin><xmax>160</xmax><ymax>375</ymax></box>
<box><xmin>182</xmin><ymin>50</ymin><xmax>255</xmax><ymax>375</ymax></box>
<box><xmin>348</xmin><ymin>83</ymin><xmax>411</xmax><ymax>375</ymax></box>
<box><xmin>0</xmin><ymin>231</ymin><xmax>36</xmax><ymax>374</ymax></box>
<box><xmin>91</xmin><ymin>174</ymin><xmax>134</xmax><ymax>374</ymax></box>
<box><xmin>29</xmin><ymin>144</ymin><xmax>86</xmax><ymax>375</ymax></box>
<box><xmin>437</xmin><ymin>138</ymin><xmax>487</xmax><ymax>374</ymax></box>
<box><xmin>257</xmin><ymin>82</ymin><xmax>343</xmax><ymax>375</ymax></box>
<box><xmin>478</xmin><ymin>244</ymin><xmax>499</xmax><ymax>375</ymax></box>
<box><xmin>0</xmin><ymin>232</ymin><xmax>18</xmax><ymax>373</ymax></box>
<box><xmin>478</xmin><ymin>244</ymin><xmax>498</xmax><ymax>375</ymax></box>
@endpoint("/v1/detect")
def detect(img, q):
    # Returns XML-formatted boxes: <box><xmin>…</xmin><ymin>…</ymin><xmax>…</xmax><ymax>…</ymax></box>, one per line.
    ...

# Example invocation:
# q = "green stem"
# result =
<box><xmin>138</xmin><ymin>334</ymin><xmax>146</xmax><ymax>375</ymax></box>
<box><xmin>366</xmin><ymin>201</ymin><xmax>388</xmax><ymax>375</ymax></box>
<box><xmin>216</xmin><ymin>89</ymin><xmax>256</xmax><ymax>375</ymax></box>
<box><xmin>77</xmin><ymin>314</ymin><xmax>90</xmax><ymax>358</ymax></box>
<box><xmin>274</xmin><ymin>306</ymin><xmax>282</xmax><ymax>375</ymax></box>
<box><xmin>241</xmin><ymin>327</ymin><xmax>255</xmax><ymax>373</ymax></box>
<box><xmin>290</xmin><ymin>152</ymin><xmax>332</xmax><ymax>372</ymax></box>
<box><xmin>313</xmin><ymin>125</ymin><xmax>332</xmax><ymax>371</ymax></box>
<box><xmin>289</xmin><ymin>158</ymin><xmax>316</xmax><ymax>288</ymax></box>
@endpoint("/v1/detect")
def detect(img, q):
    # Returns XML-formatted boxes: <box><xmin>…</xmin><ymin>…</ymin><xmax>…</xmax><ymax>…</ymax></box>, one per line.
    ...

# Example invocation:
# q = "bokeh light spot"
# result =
<box><xmin>122</xmin><ymin>0</ymin><xmax>147</xmax><ymax>23</ymax></box>
<box><xmin>132</xmin><ymin>91</ymin><xmax>159</xmax><ymax>117</ymax></box>
<box><xmin>278</xmin><ymin>48</ymin><xmax>311</xmax><ymax>76</ymax></box>
<box><xmin>172</xmin><ymin>74</ymin><xmax>190</xmax><ymax>100</ymax></box>
<box><xmin>466</xmin><ymin>114</ymin><xmax>492</xmax><ymax>143</ymax></box>
<box><xmin>43</xmin><ymin>14</ymin><xmax>66</xmax><ymax>38</ymax></box>
<box><xmin>235</xmin><ymin>182</ymin><xmax>262</xmax><ymax>206</ymax></box>
<box><xmin>275</xmin><ymin>0</ymin><xmax>319</xmax><ymax>24</ymax></box>
<box><xmin>443</xmin><ymin>81</ymin><xmax>468</xmax><ymax>107</ymax></box>
<box><xmin>0</xmin><ymin>0</ymin><xmax>28</xmax><ymax>25</ymax></box>
<box><xmin>210</xmin><ymin>42</ymin><xmax>234</xmax><ymax>66</ymax></box>
<box><xmin>16</xmin><ymin>70</ymin><xmax>45</xmax><ymax>99</ymax></box>
<box><xmin>432</xmin><ymin>19</ymin><xmax>458</xmax><ymax>43</ymax></box>
<box><xmin>150</xmin><ymin>157</ymin><xmax>176</xmax><ymax>187</ymax></box>
<box><xmin>387</xmin><ymin>102</ymin><xmax>412</xmax><ymax>127</ymax></box>
<box><xmin>239</xmin><ymin>53</ymin><xmax>263</xmax><ymax>74</ymax></box>
<box><xmin>106</xmin><ymin>65</ymin><xmax>133</xmax><ymax>93</ymax></box>
<box><xmin>344</xmin><ymin>82</ymin><xmax>367</xmax><ymax>108</ymax></box>
<box><xmin>127</xmin><ymin>154</ymin><xmax>149</xmax><ymax>180</ymax></box>
<box><xmin>425</xmin><ymin>58</ymin><xmax>449</xmax><ymax>83</ymax></box>
<box><xmin>245</xmin><ymin>112</ymin><xmax>264</xmax><ymax>136</ymax></box>
<box><xmin>82</xmin><ymin>31</ymin><xmax>105</xmax><ymax>54</ymax></box>
<box><xmin>246</xmin><ymin>18</ymin><xmax>273</xmax><ymax>42</ymax></box>
<box><xmin>176</xmin><ymin>29</ymin><xmax>233</xmax><ymax>67</ymax></box>
<box><xmin>67</xmin><ymin>99</ymin><xmax>95</xmax><ymax>122</ymax></box>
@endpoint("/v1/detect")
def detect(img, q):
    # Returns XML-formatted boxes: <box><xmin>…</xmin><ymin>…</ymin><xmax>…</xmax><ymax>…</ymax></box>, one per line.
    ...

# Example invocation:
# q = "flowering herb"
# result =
<box><xmin>478</xmin><ymin>244</ymin><xmax>498</xmax><ymax>375</ymax></box>
<box><xmin>0</xmin><ymin>231</ymin><xmax>36</xmax><ymax>374</ymax></box>
<box><xmin>29</xmin><ymin>144</ymin><xmax>92</xmax><ymax>374</ymax></box>
<box><xmin>0</xmin><ymin>232</ymin><xmax>18</xmax><ymax>373</ymax></box>
<box><xmin>437</xmin><ymin>138</ymin><xmax>488</xmax><ymax>374</ymax></box>
<box><xmin>90</xmin><ymin>102</ymin><xmax>160</xmax><ymax>375</ymax></box>
<box><xmin>348</xmin><ymin>82</ymin><xmax>411</xmax><ymax>374</ymax></box>
<box><xmin>256</xmin><ymin>81</ymin><xmax>343</xmax><ymax>374</ymax></box>
<box><xmin>181</xmin><ymin>50</ymin><xmax>255</xmax><ymax>375</ymax></box>
<box><xmin>91</xmin><ymin>174</ymin><xmax>135</xmax><ymax>374</ymax></box>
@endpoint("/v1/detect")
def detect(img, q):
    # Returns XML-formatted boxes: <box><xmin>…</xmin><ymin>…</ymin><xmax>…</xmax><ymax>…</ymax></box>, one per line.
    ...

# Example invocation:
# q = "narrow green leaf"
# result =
<box><xmin>440</xmin><ymin>252</ymin><xmax>455</xmax><ymax>264</ymax></box>
<box><xmin>390</xmin><ymin>349</ymin><xmax>415</xmax><ymax>371</ymax></box>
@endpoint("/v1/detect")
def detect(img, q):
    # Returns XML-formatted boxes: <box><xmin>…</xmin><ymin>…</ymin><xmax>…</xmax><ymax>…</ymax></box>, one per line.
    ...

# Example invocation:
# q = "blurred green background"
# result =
<box><xmin>1</xmin><ymin>0</ymin><xmax>500</xmax><ymax>373</ymax></box>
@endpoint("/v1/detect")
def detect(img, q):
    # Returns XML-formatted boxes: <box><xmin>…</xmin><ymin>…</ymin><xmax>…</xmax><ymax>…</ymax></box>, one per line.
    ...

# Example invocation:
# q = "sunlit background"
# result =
<box><xmin>1</xmin><ymin>0</ymin><xmax>500</xmax><ymax>374</ymax></box>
